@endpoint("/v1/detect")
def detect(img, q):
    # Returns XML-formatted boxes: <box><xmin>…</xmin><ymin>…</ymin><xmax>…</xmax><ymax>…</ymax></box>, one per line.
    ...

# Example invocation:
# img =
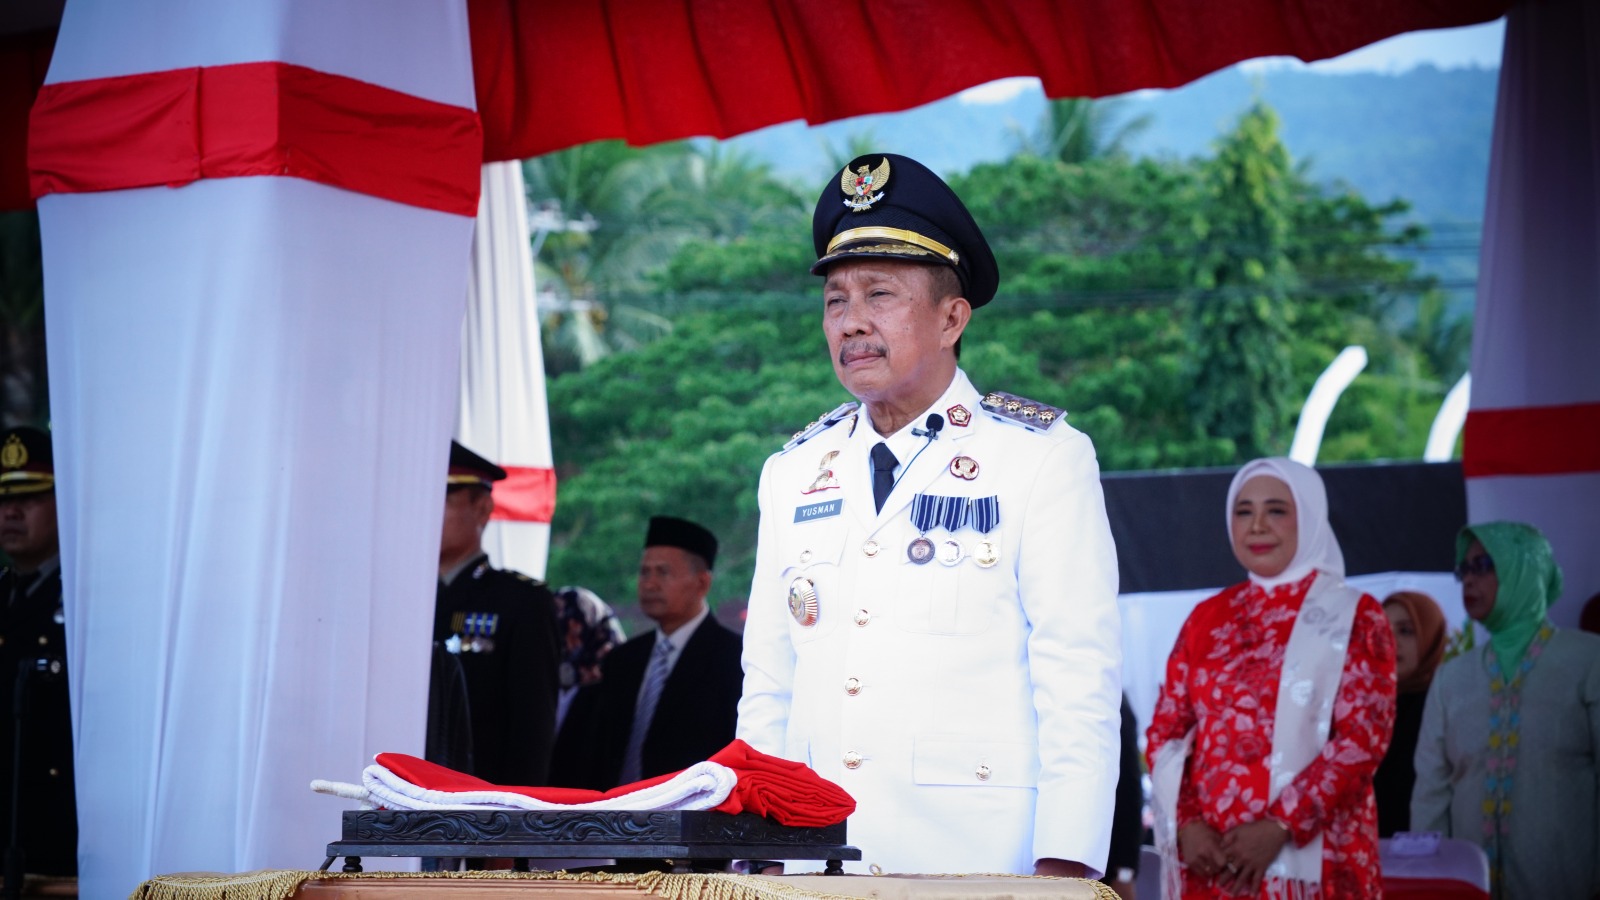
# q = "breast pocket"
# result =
<box><xmin>891</xmin><ymin>524</ymin><xmax>1001</xmax><ymax>635</ymax></box>
<box><xmin>780</xmin><ymin>527</ymin><xmax>848</xmax><ymax>645</ymax></box>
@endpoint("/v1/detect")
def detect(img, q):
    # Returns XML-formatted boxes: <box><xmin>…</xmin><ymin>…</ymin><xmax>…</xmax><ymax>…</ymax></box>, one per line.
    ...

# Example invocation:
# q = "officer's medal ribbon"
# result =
<box><xmin>971</xmin><ymin>495</ymin><xmax>1000</xmax><ymax>568</ymax></box>
<box><xmin>906</xmin><ymin>493</ymin><xmax>940</xmax><ymax>565</ymax></box>
<box><xmin>938</xmin><ymin>494</ymin><xmax>969</xmax><ymax>566</ymax></box>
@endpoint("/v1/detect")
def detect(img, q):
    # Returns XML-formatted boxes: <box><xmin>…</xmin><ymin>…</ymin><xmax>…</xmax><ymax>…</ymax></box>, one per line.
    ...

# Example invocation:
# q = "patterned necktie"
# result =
<box><xmin>870</xmin><ymin>442</ymin><xmax>898</xmax><ymax>513</ymax></box>
<box><xmin>618</xmin><ymin>637</ymin><xmax>673</xmax><ymax>784</ymax></box>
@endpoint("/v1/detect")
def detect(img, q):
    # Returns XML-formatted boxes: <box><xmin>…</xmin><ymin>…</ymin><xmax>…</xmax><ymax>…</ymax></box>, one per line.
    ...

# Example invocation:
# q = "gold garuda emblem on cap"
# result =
<box><xmin>840</xmin><ymin>158</ymin><xmax>891</xmax><ymax>212</ymax></box>
<box><xmin>0</xmin><ymin>434</ymin><xmax>26</xmax><ymax>470</ymax></box>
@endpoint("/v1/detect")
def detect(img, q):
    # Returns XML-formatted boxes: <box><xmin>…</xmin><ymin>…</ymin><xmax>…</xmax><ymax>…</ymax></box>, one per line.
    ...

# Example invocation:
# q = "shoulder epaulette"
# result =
<box><xmin>980</xmin><ymin>390</ymin><xmax>1065</xmax><ymax>433</ymax></box>
<box><xmin>512</xmin><ymin>571</ymin><xmax>547</xmax><ymax>587</ymax></box>
<box><xmin>781</xmin><ymin>401</ymin><xmax>860</xmax><ymax>452</ymax></box>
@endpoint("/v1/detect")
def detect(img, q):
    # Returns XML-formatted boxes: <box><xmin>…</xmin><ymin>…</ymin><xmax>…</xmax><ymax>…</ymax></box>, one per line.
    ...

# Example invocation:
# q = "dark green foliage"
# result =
<box><xmin>541</xmin><ymin>98</ymin><xmax>1468</xmax><ymax>622</ymax></box>
<box><xmin>1183</xmin><ymin>102</ymin><xmax>1298</xmax><ymax>461</ymax></box>
<box><xmin>0</xmin><ymin>210</ymin><xmax>47</xmax><ymax>428</ymax></box>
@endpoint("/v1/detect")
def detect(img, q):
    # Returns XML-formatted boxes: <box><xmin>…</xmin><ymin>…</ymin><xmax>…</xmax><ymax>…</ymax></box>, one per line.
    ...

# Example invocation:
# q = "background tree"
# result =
<box><xmin>1182</xmin><ymin>102</ymin><xmax>1298</xmax><ymax>461</ymax></box>
<box><xmin>0</xmin><ymin>210</ymin><xmax>46</xmax><ymax>428</ymax></box>
<box><xmin>1013</xmin><ymin>97</ymin><xmax>1152</xmax><ymax>164</ymax></box>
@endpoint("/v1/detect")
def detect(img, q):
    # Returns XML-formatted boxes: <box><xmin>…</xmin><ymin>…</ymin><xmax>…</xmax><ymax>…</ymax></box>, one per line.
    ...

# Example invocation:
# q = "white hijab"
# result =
<box><xmin>1225</xmin><ymin>457</ymin><xmax>1345</xmax><ymax>590</ymax></box>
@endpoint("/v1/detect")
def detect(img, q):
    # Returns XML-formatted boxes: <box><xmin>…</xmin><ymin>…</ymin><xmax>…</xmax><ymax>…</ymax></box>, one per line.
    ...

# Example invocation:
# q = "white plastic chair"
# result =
<box><xmin>1380</xmin><ymin>834</ymin><xmax>1491</xmax><ymax>892</ymax></box>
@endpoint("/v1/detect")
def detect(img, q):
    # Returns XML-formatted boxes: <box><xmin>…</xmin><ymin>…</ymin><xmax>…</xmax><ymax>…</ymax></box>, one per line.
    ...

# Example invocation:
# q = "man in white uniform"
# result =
<box><xmin>736</xmin><ymin>153</ymin><xmax>1122</xmax><ymax>877</ymax></box>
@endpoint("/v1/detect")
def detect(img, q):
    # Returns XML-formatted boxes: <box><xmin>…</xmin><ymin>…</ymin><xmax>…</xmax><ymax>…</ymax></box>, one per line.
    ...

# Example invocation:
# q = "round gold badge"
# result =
<box><xmin>787</xmin><ymin>577</ymin><xmax>819</xmax><ymax>626</ymax></box>
<box><xmin>938</xmin><ymin>540</ymin><xmax>963</xmax><ymax>566</ymax></box>
<box><xmin>974</xmin><ymin>539</ymin><xmax>1000</xmax><ymax>568</ymax></box>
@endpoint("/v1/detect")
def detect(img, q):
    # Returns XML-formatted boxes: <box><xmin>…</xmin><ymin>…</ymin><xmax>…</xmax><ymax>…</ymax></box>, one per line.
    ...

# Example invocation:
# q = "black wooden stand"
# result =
<box><xmin>322</xmin><ymin>809</ymin><xmax>859</xmax><ymax>875</ymax></box>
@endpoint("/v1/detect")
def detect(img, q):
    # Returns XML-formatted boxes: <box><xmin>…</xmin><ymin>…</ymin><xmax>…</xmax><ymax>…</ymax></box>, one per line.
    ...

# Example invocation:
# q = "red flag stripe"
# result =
<box><xmin>29</xmin><ymin>61</ymin><xmax>482</xmax><ymax>216</ymax></box>
<box><xmin>491</xmin><ymin>465</ymin><xmax>557</xmax><ymax>524</ymax></box>
<box><xmin>1462</xmin><ymin>402</ymin><xmax>1600</xmax><ymax>478</ymax></box>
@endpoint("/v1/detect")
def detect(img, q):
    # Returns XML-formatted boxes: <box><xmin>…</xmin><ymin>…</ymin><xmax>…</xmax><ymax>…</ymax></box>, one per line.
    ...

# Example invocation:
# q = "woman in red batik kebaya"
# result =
<box><xmin>1147</xmin><ymin>458</ymin><xmax>1396</xmax><ymax>899</ymax></box>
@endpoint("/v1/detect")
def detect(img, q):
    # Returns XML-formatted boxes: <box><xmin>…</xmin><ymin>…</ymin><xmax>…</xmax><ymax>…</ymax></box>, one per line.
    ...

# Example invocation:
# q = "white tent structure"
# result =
<box><xmin>459</xmin><ymin>161</ymin><xmax>556</xmax><ymax>579</ymax></box>
<box><xmin>1461</xmin><ymin>0</ymin><xmax>1599</xmax><ymax>624</ymax></box>
<box><xmin>36</xmin><ymin>5</ymin><xmax>479</xmax><ymax>895</ymax></box>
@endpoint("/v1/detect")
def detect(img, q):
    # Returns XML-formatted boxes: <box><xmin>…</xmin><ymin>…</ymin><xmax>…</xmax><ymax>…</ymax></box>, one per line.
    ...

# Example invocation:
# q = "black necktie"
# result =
<box><xmin>870</xmin><ymin>442</ymin><xmax>898</xmax><ymax>513</ymax></box>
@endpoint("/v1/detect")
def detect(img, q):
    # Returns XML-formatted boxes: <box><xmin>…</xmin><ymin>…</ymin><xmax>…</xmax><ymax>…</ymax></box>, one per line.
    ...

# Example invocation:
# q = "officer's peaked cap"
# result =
<box><xmin>448</xmin><ymin>440</ymin><xmax>507</xmax><ymax>489</ymax></box>
<box><xmin>811</xmin><ymin>152</ymin><xmax>999</xmax><ymax>309</ymax></box>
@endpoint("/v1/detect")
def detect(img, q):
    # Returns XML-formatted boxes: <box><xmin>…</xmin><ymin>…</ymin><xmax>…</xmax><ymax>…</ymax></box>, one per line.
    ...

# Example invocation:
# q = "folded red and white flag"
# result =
<box><xmin>312</xmin><ymin>739</ymin><xmax>855</xmax><ymax>828</ymax></box>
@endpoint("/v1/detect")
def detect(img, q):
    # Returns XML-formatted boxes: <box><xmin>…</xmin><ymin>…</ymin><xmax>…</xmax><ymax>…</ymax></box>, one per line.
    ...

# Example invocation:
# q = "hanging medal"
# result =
<box><xmin>938</xmin><ymin>494</ymin><xmax>969</xmax><ymax>566</ymax></box>
<box><xmin>971</xmin><ymin>495</ymin><xmax>1001</xmax><ymax>568</ymax></box>
<box><xmin>907</xmin><ymin>493</ymin><xmax>939</xmax><ymax>564</ymax></box>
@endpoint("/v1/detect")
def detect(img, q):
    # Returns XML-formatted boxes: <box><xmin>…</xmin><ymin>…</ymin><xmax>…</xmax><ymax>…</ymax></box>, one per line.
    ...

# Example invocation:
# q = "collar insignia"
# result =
<box><xmin>949</xmin><ymin>456</ymin><xmax>979</xmax><ymax>480</ymax></box>
<box><xmin>841</xmin><ymin>158</ymin><xmax>891</xmax><ymax>212</ymax></box>
<box><xmin>946</xmin><ymin>404</ymin><xmax>971</xmax><ymax>427</ymax></box>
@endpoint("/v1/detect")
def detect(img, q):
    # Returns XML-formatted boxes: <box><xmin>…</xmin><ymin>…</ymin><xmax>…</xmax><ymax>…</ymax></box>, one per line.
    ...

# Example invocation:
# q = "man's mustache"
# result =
<box><xmin>838</xmin><ymin>341</ymin><xmax>886</xmax><ymax>365</ymax></box>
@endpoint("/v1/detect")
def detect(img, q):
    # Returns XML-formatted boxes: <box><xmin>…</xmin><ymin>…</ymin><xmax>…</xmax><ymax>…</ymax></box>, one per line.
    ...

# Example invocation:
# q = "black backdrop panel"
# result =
<box><xmin>1101</xmin><ymin>462</ymin><xmax>1467</xmax><ymax>594</ymax></box>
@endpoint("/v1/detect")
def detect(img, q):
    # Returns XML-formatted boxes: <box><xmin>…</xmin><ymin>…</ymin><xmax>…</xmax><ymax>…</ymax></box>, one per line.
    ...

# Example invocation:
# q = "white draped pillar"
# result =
<box><xmin>458</xmin><ymin>162</ymin><xmax>557</xmax><ymax>579</ymax></box>
<box><xmin>1465</xmin><ymin>0</ymin><xmax>1600</xmax><ymax>628</ymax></box>
<box><xmin>34</xmin><ymin>2</ymin><xmax>478</xmax><ymax>894</ymax></box>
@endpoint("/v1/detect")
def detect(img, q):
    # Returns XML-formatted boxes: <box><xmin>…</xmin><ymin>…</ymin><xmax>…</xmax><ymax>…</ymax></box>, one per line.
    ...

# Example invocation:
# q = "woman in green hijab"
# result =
<box><xmin>1412</xmin><ymin>521</ymin><xmax>1600</xmax><ymax>900</ymax></box>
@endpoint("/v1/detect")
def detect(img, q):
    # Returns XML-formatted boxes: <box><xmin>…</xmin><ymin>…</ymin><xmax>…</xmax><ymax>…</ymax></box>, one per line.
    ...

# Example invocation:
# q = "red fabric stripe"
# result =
<box><xmin>28</xmin><ymin>61</ymin><xmax>482</xmax><ymax>216</ymax></box>
<box><xmin>491</xmin><ymin>465</ymin><xmax>557</xmax><ymax>523</ymax></box>
<box><xmin>3</xmin><ymin>2</ymin><xmax>1520</xmax><ymax>204</ymax></box>
<box><xmin>467</xmin><ymin>0</ymin><xmax>1513</xmax><ymax>162</ymax></box>
<box><xmin>1381</xmin><ymin>878</ymin><xmax>1489</xmax><ymax>900</ymax></box>
<box><xmin>1462</xmin><ymin>402</ymin><xmax>1600</xmax><ymax>477</ymax></box>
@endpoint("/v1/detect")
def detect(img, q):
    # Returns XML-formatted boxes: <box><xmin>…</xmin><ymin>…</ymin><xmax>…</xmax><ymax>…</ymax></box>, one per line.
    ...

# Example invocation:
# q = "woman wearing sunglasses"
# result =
<box><xmin>1413</xmin><ymin>522</ymin><xmax>1600</xmax><ymax>900</ymax></box>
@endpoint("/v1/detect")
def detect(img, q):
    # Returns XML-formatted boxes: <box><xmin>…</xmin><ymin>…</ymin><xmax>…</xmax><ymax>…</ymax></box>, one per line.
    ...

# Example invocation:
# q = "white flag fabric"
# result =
<box><xmin>1465</xmin><ymin>0</ymin><xmax>1600</xmax><ymax>629</ymax></box>
<box><xmin>311</xmin><ymin>758</ymin><xmax>736</xmax><ymax>813</ymax></box>
<box><xmin>458</xmin><ymin>161</ymin><xmax>557</xmax><ymax>579</ymax></box>
<box><xmin>36</xmin><ymin>2</ymin><xmax>478</xmax><ymax>895</ymax></box>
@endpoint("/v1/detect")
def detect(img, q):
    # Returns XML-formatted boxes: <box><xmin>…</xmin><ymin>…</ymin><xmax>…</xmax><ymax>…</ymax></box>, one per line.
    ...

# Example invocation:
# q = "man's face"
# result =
<box><xmin>637</xmin><ymin>546</ymin><xmax>710</xmax><ymax>634</ymax></box>
<box><xmin>823</xmin><ymin>260</ymin><xmax>966</xmax><ymax>405</ymax></box>
<box><xmin>439</xmin><ymin>486</ymin><xmax>492</xmax><ymax>567</ymax></box>
<box><xmin>0</xmin><ymin>491</ymin><xmax>59</xmax><ymax>570</ymax></box>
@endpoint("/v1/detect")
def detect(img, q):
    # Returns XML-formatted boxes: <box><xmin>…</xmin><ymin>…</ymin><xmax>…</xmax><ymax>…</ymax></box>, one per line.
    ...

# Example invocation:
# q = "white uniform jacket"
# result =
<box><xmin>737</xmin><ymin>369</ymin><xmax>1122</xmax><ymax>875</ymax></box>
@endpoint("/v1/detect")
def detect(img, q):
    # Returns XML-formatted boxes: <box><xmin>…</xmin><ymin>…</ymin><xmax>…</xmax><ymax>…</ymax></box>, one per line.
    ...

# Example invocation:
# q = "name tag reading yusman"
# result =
<box><xmin>794</xmin><ymin>499</ymin><xmax>843</xmax><ymax>523</ymax></box>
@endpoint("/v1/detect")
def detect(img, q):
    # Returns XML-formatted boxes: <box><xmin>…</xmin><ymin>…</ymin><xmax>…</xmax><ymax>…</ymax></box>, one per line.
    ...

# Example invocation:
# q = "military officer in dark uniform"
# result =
<box><xmin>428</xmin><ymin>441</ymin><xmax>561</xmax><ymax>786</ymax></box>
<box><xmin>1</xmin><ymin>426</ymin><xmax>75</xmax><ymax>878</ymax></box>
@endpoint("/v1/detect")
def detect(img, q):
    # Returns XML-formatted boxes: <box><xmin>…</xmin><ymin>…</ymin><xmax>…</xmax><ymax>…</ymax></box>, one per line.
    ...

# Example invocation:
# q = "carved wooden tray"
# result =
<box><xmin>322</xmin><ymin>809</ymin><xmax>860</xmax><ymax>873</ymax></box>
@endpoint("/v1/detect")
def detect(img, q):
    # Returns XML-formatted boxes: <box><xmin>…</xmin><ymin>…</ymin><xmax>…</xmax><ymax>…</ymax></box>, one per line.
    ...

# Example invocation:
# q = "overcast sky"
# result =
<box><xmin>959</xmin><ymin>18</ymin><xmax>1506</xmax><ymax>105</ymax></box>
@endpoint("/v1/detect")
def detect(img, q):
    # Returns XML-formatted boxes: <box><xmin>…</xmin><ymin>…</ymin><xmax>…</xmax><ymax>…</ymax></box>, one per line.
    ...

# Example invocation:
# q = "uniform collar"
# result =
<box><xmin>6</xmin><ymin>554</ymin><xmax>59</xmax><ymax>598</ymax></box>
<box><xmin>845</xmin><ymin>368</ymin><xmax>983</xmax><ymax>528</ymax></box>
<box><xmin>655</xmin><ymin>603</ymin><xmax>711</xmax><ymax>657</ymax></box>
<box><xmin>440</xmin><ymin>552</ymin><xmax>488</xmax><ymax>587</ymax></box>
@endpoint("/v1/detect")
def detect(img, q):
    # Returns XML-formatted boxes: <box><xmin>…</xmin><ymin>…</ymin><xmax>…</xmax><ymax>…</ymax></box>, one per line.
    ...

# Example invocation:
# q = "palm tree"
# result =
<box><xmin>1014</xmin><ymin>97</ymin><xmax>1153</xmax><ymax>164</ymax></box>
<box><xmin>526</xmin><ymin>140</ymin><xmax>807</xmax><ymax>372</ymax></box>
<box><xmin>820</xmin><ymin>131</ymin><xmax>886</xmax><ymax>173</ymax></box>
